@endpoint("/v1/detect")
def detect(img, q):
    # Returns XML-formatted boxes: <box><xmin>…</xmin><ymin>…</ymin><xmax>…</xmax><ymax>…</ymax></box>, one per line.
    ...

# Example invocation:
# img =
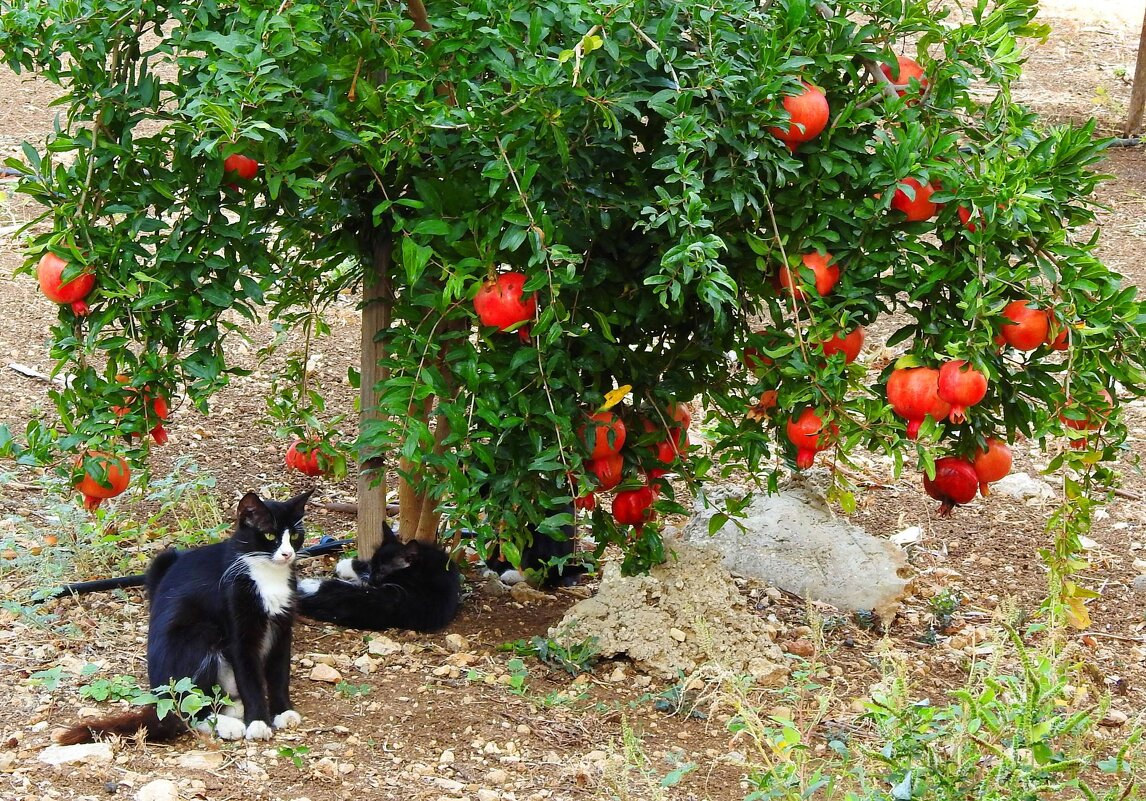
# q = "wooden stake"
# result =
<box><xmin>356</xmin><ymin>236</ymin><xmax>392</xmax><ymax>557</ymax></box>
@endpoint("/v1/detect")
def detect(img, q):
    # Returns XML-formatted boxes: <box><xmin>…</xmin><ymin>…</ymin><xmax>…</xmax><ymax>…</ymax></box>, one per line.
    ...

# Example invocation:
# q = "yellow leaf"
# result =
<box><xmin>1064</xmin><ymin>597</ymin><xmax>1090</xmax><ymax>630</ymax></box>
<box><xmin>599</xmin><ymin>385</ymin><xmax>632</xmax><ymax>412</ymax></box>
<box><xmin>582</xmin><ymin>34</ymin><xmax>604</xmax><ymax>53</ymax></box>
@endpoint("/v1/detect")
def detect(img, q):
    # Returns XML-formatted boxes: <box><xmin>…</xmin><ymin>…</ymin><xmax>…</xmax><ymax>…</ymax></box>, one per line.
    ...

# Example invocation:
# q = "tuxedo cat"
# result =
<box><xmin>484</xmin><ymin>503</ymin><xmax>589</xmax><ymax>588</ymax></box>
<box><xmin>297</xmin><ymin>522</ymin><xmax>461</xmax><ymax>632</ymax></box>
<box><xmin>57</xmin><ymin>490</ymin><xmax>312</xmax><ymax>744</ymax></box>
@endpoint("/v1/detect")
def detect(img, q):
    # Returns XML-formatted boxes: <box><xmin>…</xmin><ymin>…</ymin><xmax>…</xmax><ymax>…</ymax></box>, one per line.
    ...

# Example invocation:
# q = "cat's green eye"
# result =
<box><xmin>264</xmin><ymin>531</ymin><xmax>277</xmax><ymax>541</ymax></box>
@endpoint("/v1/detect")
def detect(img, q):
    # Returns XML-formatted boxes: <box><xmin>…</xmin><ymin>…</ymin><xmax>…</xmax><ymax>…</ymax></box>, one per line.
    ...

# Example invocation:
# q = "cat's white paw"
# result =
<box><xmin>334</xmin><ymin>558</ymin><xmax>359</xmax><ymax>582</ymax></box>
<box><xmin>210</xmin><ymin>714</ymin><xmax>247</xmax><ymax>741</ymax></box>
<box><xmin>273</xmin><ymin>710</ymin><xmax>302</xmax><ymax>730</ymax></box>
<box><xmin>244</xmin><ymin>720</ymin><xmax>274</xmax><ymax>740</ymax></box>
<box><xmin>296</xmin><ymin>578</ymin><xmax>322</xmax><ymax>596</ymax></box>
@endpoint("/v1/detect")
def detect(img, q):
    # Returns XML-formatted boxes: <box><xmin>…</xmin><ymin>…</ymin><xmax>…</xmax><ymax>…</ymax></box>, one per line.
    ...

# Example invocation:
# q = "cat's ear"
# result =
<box><xmin>237</xmin><ymin>492</ymin><xmax>274</xmax><ymax>530</ymax></box>
<box><xmin>284</xmin><ymin>488</ymin><xmax>314</xmax><ymax>518</ymax></box>
<box><xmin>381</xmin><ymin>521</ymin><xmax>399</xmax><ymax>545</ymax></box>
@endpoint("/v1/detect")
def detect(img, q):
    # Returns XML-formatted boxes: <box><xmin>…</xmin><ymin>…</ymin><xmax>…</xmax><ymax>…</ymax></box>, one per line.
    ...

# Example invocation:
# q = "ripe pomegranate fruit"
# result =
<box><xmin>37</xmin><ymin>252</ymin><xmax>95</xmax><ymax>316</ymax></box>
<box><xmin>886</xmin><ymin>366</ymin><xmax>951</xmax><ymax>439</ymax></box>
<box><xmin>768</xmin><ymin>82</ymin><xmax>829</xmax><ymax>150</ymax></box>
<box><xmin>819</xmin><ymin>327</ymin><xmax>865</xmax><ymax>364</ymax></box>
<box><xmin>956</xmin><ymin>205</ymin><xmax>978</xmax><ymax>233</ymax></box>
<box><xmin>473</xmin><ymin>272</ymin><xmax>537</xmax><ymax>334</ymax></box>
<box><xmin>937</xmin><ymin>360</ymin><xmax>987</xmax><ymax>424</ymax></box>
<box><xmin>778</xmin><ymin>252</ymin><xmax>840</xmax><ymax>300</ymax></box>
<box><xmin>574</xmin><ymin>492</ymin><xmax>596</xmax><ymax>511</ymax></box>
<box><xmin>611</xmin><ymin>485</ymin><xmax>656</xmax><ymax>527</ymax></box>
<box><xmin>1047</xmin><ymin>316</ymin><xmax>1070</xmax><ymax>351</ymax></box>
<box><xmin>1060</xmin><ymin>388</ymin><xmax>1113</xmax><ymax>447</ymax></box>
<box><xmin>999</xmin><ymin>300</ymin><xmax>1049</xmax><ymax>351</ymax></box>
<box><xmin>223</xmin><ymin>153</ymin><xmax>259</xmax><ymax>181</ymax></box>
<box><xmin>111</xmin><ymin>377</ymin><xmax>170</xmax><ymax>445</ymax></box>
<box><xmin>923</xmin><ymin>456</ymin><xmax>979</xmax><ymax>516</ymax></box>
<box><xmin>578</xmin><ymin>411</ymin><xmax>626</xmax><ymax>459</ymax></box>
<box><xmin>588</xmin><ymin>451</ymin><xmax>625</xmax><ymax>491</ymax></box>
<box><xmin>972</xmin><ymin>439</ymin><xmax>1012</xmax><ymax>496</ymax></box>
<box><xmin>785</xmin><ymin>408</ymin><xmax>838</xmax><ymax>470</ymax></box>
<box><xmin>286</xmin><ymin>440</ymin><xmax>325</xmax><ymax>476</ymax></box>
<box><xmin>880</xmin><ymin>55</ymin><xmax>929</xmax><ymax>95</ymax></box>
<box><xmin>890</xmin><ymin>177</ymin><xmax>939</xmax><ymax>222</ymax></box>
<box><xmin>74</xmin><ymin>451</ymin><xmax>131</xmax><ymax>511</ymax></box>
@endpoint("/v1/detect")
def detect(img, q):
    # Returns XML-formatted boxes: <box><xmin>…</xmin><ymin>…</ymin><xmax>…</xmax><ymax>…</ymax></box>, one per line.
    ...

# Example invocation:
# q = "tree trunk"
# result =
<box><xmin>356</xmin><ymin>236</ymin><xmax>392</xmax><ymax>557</ymax></box>
<box><xmin>1125</xmin><ymin>5</ymin><xmax>1146</xmax><ymax>136</ymax></box>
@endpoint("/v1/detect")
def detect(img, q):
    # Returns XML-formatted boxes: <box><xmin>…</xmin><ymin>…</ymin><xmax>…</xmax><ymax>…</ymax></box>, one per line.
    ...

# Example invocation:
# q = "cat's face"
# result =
<box><xmin>235</xmin><ymin>490</ymin><xmax>312</xmax><ymax>566</ymax></box>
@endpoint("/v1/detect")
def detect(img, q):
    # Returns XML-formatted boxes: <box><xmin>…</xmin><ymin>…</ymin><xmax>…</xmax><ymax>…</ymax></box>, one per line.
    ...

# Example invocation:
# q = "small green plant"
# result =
<box><xmin>928</xmin><ymin>588</ymin><xmax>963</xmax><ymax>632</ymax></box>
<box><xmin>133</xmin><ymin>678</ymin><xmax>233</xmax><ymax>731</ymax></box>
<box><xmin>499</xmin><ymin>635</ymin><xmax>600</xmax><ymax>675</ymax></box>
<box><xmin>276</xmin><ymin>744</ymin><xmax>311</xmax><ymax>769</ymax></box>
<box><xmin>335</xmin><ymin>681</ymin><xmax>371</xmax><ymax>699</ymax></box>
<box><xmin>505</xmin><ymin>657</ymin><xmax>529</xmax><ymax>695</ymax></box>
<box><xmin>78</xmin><ymin>673</ymin><xmax>144</xmax><ymax>703</ymax></box>
<box><xmin>26</xmin><ymin>666</ymin><xmax>67</xmax><ymax>691</ymax></box>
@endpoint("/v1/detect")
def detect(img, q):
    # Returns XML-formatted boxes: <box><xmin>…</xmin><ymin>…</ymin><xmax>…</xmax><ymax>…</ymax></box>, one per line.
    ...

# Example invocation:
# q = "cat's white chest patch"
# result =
<box><xmin>241</xmin><ymin>555</ymin><xmax>295</xmax><ymax>616</ymax></box>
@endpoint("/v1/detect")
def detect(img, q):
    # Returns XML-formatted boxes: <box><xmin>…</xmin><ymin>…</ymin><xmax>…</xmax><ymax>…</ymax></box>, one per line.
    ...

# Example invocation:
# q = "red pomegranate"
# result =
<box><xmin>923</xmin><ymin>456</ymin><xmax>979</xmax><ymax>516</ymax></box>
<box><xmin>1060</xmin><ymin>388</ymin><xmax>1113</xmax><ymax>447</ymax></box>
<box><xmin>578</xmin><ymin>411</ymin><xmax>626</xmax><ymax>460</ymax></box>
<box><xmin>574</xmin><ymin>492</ymin><xmax>596</xmax><ymax>511</ymax></box>
<box><xmin>473</xmin><ymin>272</ymin><xmax>537</xmax><ymax>334</ymax></box>
<box><xmin>111</xmin><ymin>377</ymin><xmax>170</xmax><ymax>445</ymax></box>
<box><xmin>819</xmin><ymin>327</ymin><xmax>865</xmax><ymax>364</ymax></box>
<box><xmin>785</xmin><ymin>408</ymin><xmax>837</xmax><ymax>470</ymax></box>
<box><xmin>957</xmin><ymin>205</ymin><xmax>978</xmax><ymax>233</ymax></box>
<box><xmin>886</xmin><ymin>366</ymin><xmax>951</xmax><ymax>439</ymax></box>
<box><xmin>74</xmin><ymin>451</ymin><xmax>131</xmax><ymax>511</ymax></box>
<box><xmin>286</xmin><ymin>440</ymin><xmax>325</xmax><ymax>476</ymax></box>
<box><xmin>891</xmin><ymin>178</ymin><xmax>939</xmax><ymax>222</ymax></box>
<box><xmin>937</xmin><ymin>360</ymin><xmax>987</xmax><ymax>424</ymax></box>
<box><xmin>1000</xmin><ymin>300</ymin><xmax>1049</xmax><ymax>351</ymax></box>
<box><xmin>972</xmin><ymin>438</ymin><xmax>1012</xmax><ymax>496</ymax></box>
<box><xmin>778</xmin><ymin>252</ymin><xmax>840</xmax><ymax>301</ymax></box>
<box><xmin>768</xmin><ymin>82</ymin><xmax>829</xmax><ymax>150</ymax></box>
<box><xmin>223</xmin><ymin>153</ymin><xmax>259</xmax><ymax>181</ymax></box>
<box><xmin>611</xmin><ymin>485</ymin><xmax>656</xmax><ymax>527</ymax></box>
<box><xmin>37</xmin><ymin>252</ymin><xmax>95</xmax><ymax>316</ymax></box>
<box><xmin>588</xmin><ymin>452</ymin><xmax>625</xmax><ymax>491</ymax></box>
<box><xmin>1047</xmin><ymin>316</ymin><xmax>1070</xmax><ymax>351</ymax></box>
<box><xmin>880</xmin><ymin>55</ymin><xmax>929</xmax><ymax>95</ymax></box>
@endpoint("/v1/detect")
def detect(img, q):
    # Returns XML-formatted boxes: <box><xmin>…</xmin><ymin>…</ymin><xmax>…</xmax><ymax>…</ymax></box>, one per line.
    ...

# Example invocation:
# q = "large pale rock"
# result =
<box><xmin>38</xmin><ymin>742</ymin><xmax>113</xmax><ymax>767</ymax></box>
<box><xmin>136</xmin><ymin>778</ymin><xmax>180</xmax><ymax>801</ymax></box>
<box><xmin>176</xmin><ymin>751</ymin><xmax>225</xmax><ymax>771</ymax></box>
<box><xmin>552</xmin><ymin>541</ymin><xmax>788</xmax><ymax>683</ymax></box>
<box><xmin>682</xmin><ymin>481</ymin><xmax>909</xmax><ymax>621</ymax></box>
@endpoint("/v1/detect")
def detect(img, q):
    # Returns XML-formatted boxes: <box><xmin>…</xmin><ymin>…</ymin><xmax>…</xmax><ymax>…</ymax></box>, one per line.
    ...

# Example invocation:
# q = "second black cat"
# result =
<box><xmin>297</xmin><ymin>523</ymin><xmax>461</xmax><ymax>632</ymax></box>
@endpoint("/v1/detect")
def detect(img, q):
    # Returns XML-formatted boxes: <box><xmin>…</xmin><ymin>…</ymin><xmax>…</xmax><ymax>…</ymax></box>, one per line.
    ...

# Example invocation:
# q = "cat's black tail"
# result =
<box><xmin>55</xmin><ymin>707</ymin><xmax>186</xmax><ymax>744</ymax></box>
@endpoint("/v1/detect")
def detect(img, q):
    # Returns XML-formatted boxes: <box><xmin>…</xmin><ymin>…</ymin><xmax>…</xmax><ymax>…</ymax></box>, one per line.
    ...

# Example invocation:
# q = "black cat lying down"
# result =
<box><xmin>297</xmin><ymin>523</ymin><xmax>461</xmax><ymax>632</ymax></box>
<box><xmin>484</xmin><ymin>503</ymin><xmax>589</xmax><ymax>588</ymax></box>
<box><xmin>58</xmin><ymin>490</ymin><xmax>312</xmax><ymax>744</ymax></box>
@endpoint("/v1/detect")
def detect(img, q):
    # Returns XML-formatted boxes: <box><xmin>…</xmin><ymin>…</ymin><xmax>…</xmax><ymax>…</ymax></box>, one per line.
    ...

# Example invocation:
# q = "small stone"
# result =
<box><xmin>366</xmin><ymin>635</ymin><xmax>402</xmax><ymax>657</ymax></box>
<box><xmin>433</xmin><ymin>777</ymin><xmax>466</xmax><ymax>792</ymax></box>
<box><xmin>354</xmin><ymin>654</ymin><xmax>378</xmax><ymax>674</ymax></box>
<box><xmin>39</xmin><ymin>743</ymin><xmax>114</xmax><ymax>767</ymax></box>
<box><xmin>477</xmin><ymin>790</ymin><xmax>500</xmax><ymax>801</ymax></box>
<box><xmin>1100</xmin><ymin>710</ymin><xmax>1129</xmax><ymax>727</ymax></box>
<box><xmin>439</xmin><ymin>749</ymin><xmax>455</xmax><ymax>764</ymax></box>
<box><xmin>444</xmin><ymin>633</ymin><xmax>469</xmax><ymax>653</ymax></box>
<box><xmin>608</xmin><ymin>666</ymin><xmax>626</xmax><ymax>683</ymax></box>
<box><xmin>516</xmin><ymin>724</ymin><xmax>532</xmax><ymax>736</ymax></box>
<box><xmin>135</xmin><ymin>778</ymin><xmax>180</xmax><ymax>801</ymax></box>
<box><xmin>313</xmin><ymin>757</ymin><xmax>339</xmax><ymax>779</ymax></box>
<box><xmin>485</xmin><ymin>767</ymin><xmax>509</xmax><ymax>786</ymax></box>
<box><xmin>1130</xmin><ymin>575</ymin><xmax>1146</xmax><ymax>595</ymax></box>
<box><xmin>177</xmin><ymin>751</ymin><xmax>225</xmax><ymax>770</ymax></box>
<box><xmin>0</xmin><ymin>752</ymin><xmax>17</xmax><ymax>772</ymax></box>
<box><xmin>668</xmin><ymin>628</ymin><xmax>687</xmax><ymax>643</ymax></box>
<box><xmin>784</xmin><ymin>638</ymin><xmax>815</xmax><ymax>658</ymax></box>
<box><xmin>309</xmin><ymin>664</ymin><xmax>342</xmax><ymax>683</ymax></box>
<box><xmin>510</xmin><ymin>583</ymin><xmax>550</xmax><ymax>603</ymax></box>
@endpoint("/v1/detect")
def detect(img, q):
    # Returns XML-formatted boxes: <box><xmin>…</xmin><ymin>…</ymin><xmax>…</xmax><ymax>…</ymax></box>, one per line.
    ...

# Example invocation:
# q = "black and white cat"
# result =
<box><xmin>57</xmin><ymin>490</ymin><xmax>312</xmax><ymax>744</ymax></box>
<box><xmin>297</xmin><ymin>522</ymin><xmax>461</xmax><ymax>632</ymax></box>
<box><xmin>484</xmin><ymin>503</ymin><xmax>589</xmax><ymax>588</ymax></box>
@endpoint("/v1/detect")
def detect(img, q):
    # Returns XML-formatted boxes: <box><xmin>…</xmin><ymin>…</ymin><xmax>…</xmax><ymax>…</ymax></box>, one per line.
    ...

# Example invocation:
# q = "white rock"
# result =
<box><xmin>0</xmin><ymin>751</ymin><xmax>17</xmax><ymax>772</ymax></box>
<box><xmin>38</xmin><ymin>743</ymin><xmax>114</xmax><ymax>767</ymax></box>
<box><xmin>889</xmin><ymin>526</ymin><xmax>923</xmax><ymax>546</ymax></box>
<box><xmin>991</xmin><ymin>472</ymin><xmax>1055</xmax><ymax>501</ymax></box>
<box><xmin>176</xmin><ymin>751</ymin><xmax>224</xmax><ymax>770</ymax></box>
<box><xmin>309</xmin><ymin>664</ymin><xmax>342</xmax><ymax>683</ymax></box>
<box><xmin>1131</xmin><ymin>574</ymin><xmax>1146</xmax><ymax>596</ymax></box>
<box><xmin>366</xmin><ymin>636</ymin><xmax>402</xmax><ymax>657</ymax></box>
<box><xmin>135</xmin><ymin>778</ymin><xmax>180</xmax><ymax>801</ymax></box>
<box><xmin>485</xmin><ymin>767</ymin><xmax>509</xmax><ymax>786</ymax></box>
<box><xmin>353</xmin><ymin>654</ymin><xmax>378</xmax><ymax>674</ymax></box>
<box><xmin>669</xmin><ymin>627</ymin><xmax>687</xmax><ymax>642</ymax></box>
<box><xmin>478</xmin><ymin>790</ymin><xmax>500</xmax><ymax>801</ymax></box>
<box><xmin>439</xmin><ymin>749</ymin><xmax>455</xmax><ymax>764</ymax></box>
<box><xmin>433</xmin><ymin>777</ymin><xmax>466</xmax><ymax>792</ymax></box>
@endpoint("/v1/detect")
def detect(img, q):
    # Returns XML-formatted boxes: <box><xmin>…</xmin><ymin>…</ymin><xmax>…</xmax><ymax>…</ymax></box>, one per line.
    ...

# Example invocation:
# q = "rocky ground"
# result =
<box><xmin>2</xmin><ymin>2</ymin><xmax>1146</xmax><ymax>800</ymax></box>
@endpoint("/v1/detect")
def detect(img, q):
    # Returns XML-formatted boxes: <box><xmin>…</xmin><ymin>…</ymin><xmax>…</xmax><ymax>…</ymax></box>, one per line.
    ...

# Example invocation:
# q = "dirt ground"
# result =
<box><xmin>2</xmin><ymin>4</ymin><xmax>1146</xmax><ymax>801</ymax></box>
